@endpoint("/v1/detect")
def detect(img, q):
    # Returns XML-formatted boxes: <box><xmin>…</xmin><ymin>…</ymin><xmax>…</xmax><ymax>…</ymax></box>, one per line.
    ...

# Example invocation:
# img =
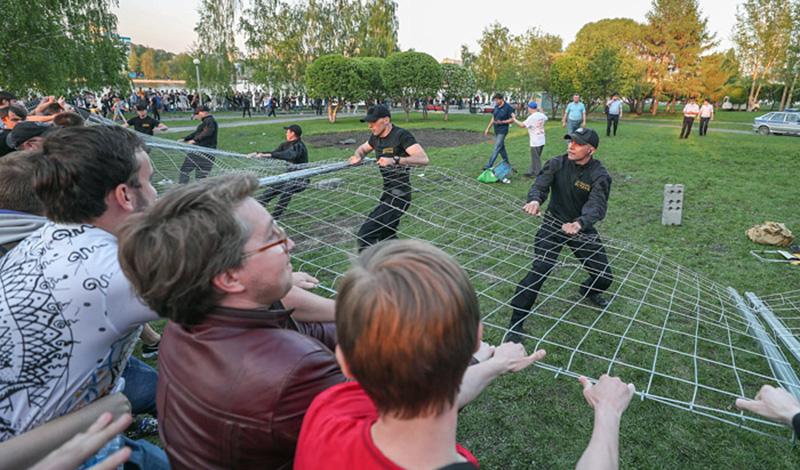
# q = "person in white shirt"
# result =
<box><xmin>0</xmin><ymin>125</ymin><xmax>168</xmax><ymax>469</ymax></box>
<box><xmin>606</xmin><ymin>93</ymin><xmax>623</xmax><ymax>137</ymax></box>
<box><xmin>698</xmin><ymin>99</ymin><xmax>714</xmax><ymax>136</ymax></box>
<box><xmin>514</xmin><ymin>101</ymin><xmax>548</xmax><ymax>177</ymax></box>
<box><xmin>680</xmin><ymin>98</ymin><xmax>700</xmax><ymax>139</ymax></box>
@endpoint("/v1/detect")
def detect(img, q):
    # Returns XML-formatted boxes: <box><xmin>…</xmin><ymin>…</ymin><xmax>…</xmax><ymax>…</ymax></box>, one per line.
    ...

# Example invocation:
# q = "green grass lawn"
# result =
<box><xmin>154</xmin><ymin>113</ymin><xmax>800</xmax><ymax>468</ymax></box>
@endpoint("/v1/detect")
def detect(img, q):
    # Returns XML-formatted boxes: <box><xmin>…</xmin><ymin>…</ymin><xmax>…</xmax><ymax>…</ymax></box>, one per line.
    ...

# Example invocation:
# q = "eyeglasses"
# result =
<box><xmin>244</xmin><ymin>222</ymin><xmax>289</xmax><ymax>257</ymax></box>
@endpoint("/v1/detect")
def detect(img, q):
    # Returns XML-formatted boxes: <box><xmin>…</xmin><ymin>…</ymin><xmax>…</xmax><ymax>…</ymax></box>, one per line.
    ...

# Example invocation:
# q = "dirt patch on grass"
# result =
<box><xmin>305</xmin><ymin>128</ymin><xmax>487</xmax><ymax>149</ymax></box>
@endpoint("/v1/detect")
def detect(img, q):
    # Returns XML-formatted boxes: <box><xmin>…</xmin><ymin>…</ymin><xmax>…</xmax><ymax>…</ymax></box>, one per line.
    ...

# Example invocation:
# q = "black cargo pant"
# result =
<box><xmin>356</xmin><ymin>186</ymin><xmax>411</xmax><ymax>251</ymax></box>
<box><xmin>606</xmin><ymin>114</ymin><xmax>619</xmax><ymax>136</ymax></box>
<box><xmin>257</xmin><ymin>178</ymin><xmax>309</xmax><ymax>219</ymax></box>
<box><xmin>509</xmin><ymin>218</ymin><xmax>613</xmax><ymax>330</ymax></box>
<box><xmin>178</xmin><ymin>151</ymin><xmax>216</xmax><ymax>184</ymax></box>
<box><xmin>679</xmin><ymin>117</ymin><xmax>695</xmax><ymax>139</ymax></box>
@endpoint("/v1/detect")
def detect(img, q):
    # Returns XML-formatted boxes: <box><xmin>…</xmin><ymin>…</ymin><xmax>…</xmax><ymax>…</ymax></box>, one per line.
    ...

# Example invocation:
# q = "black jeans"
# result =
<box><xmin>606</xmin><ymin>114</ymin><xmax>619</xmax><ymax>136</ymax></box>
<box><xmin>356</xmin><ymin>187</ymin><xmax>412</xmax><ymax>251</ymax></box>
<box><xmin>257</xmin><ymin>178</ymin><xmax>309</xmax><ymax>219</ymax></box>
<box><xmin>509</xmin><ymin>219</ymin><xmax>613</xmax><ymax>330</ymax></box>
<box><xmin>178</xmin><ymin>151</ymin><xmax>216</xmax><ymax>183</ymax></box>
<box><xmin>680</xmin><ymin>117</ymin><xmax>695</xmax><ymax>138</ymax></box>
<box><xmin>699</xmin><ymin>117</ymin><xmax>710</xmax><ymax>136</ymax></box>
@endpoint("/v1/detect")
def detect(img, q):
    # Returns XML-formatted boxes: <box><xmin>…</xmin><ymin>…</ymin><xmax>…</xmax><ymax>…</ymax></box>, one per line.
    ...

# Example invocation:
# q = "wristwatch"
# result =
<box><xmin>393</xmin><ymin>155</ymin><xmax>401</xmax><ymax>165</ymax></box>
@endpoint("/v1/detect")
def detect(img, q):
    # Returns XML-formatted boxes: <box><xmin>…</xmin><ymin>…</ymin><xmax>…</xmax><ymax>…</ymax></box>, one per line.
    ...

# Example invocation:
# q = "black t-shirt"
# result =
<box><xmin>368</xmin><ymin>125</ymin><xmax>417</xmax><ymax>193</ymax></box>
<box><xmin>127</xmin><ymin>115</ymin><xmax>160</xmax><ymax>136</ymax></box>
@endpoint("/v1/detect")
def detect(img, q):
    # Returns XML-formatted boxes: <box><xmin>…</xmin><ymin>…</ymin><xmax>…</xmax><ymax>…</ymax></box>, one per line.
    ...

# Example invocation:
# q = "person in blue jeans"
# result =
<box><xmin>562</xmin><ymin>94</ymin><xmax>586</xmax><ymax>135</ymax></box>
<box><xmin>120</xmin><ymin>357</ymin><xmax>171</xmax><ymax>469</ymax></box>
<box><xmin>483</xmin><ymin>93</ymin><xmax>515</xmax><ymax>169</ymax></box>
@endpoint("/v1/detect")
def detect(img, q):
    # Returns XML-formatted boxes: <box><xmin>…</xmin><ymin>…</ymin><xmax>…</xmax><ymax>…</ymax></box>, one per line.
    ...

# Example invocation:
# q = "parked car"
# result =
<box><xmin>753</xmin><ymin>110</ymin><xmax>800</xmax><ymax>136</ymax></box>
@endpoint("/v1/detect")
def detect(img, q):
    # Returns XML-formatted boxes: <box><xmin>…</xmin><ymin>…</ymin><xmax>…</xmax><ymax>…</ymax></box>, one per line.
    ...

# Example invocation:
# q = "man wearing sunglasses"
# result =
<box><xmin>118</xmin><ymin>174</ymin><xmax>344</xmax><ymax>469</ymax></box>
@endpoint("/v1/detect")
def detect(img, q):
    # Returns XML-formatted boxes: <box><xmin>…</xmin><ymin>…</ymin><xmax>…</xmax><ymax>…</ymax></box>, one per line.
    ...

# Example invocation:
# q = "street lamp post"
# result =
<box><xmin>193</xmin><ymin>58</ymin><xmax>202</xmax><ymax>106</ymax></box>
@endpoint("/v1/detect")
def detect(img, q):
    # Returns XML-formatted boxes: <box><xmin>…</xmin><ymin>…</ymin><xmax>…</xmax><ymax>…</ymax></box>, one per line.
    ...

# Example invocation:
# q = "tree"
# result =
<box><xmin>128</xmin><ymin>47</ymin><xmax>141</xmax><ymax>75</ymax></box>
<box><xmin>382</xmin><ymin>51</ymin><xmax>442</xmax><ymax>120</ymax></box>
<box><xmin>305</xmin><ymin>54</ymin><xmax>364</xmax><ymax>123</ymax></box>
<box><xmin>353</xmin><ymin>57</ymin><xmax>387</xmax><ymax>104</ymax></box>
<box><xmin>140</xmin><ymin>50</ymin><xmax>157</xmax><ymax>79</ymax></box>
<box><xmin>460</xmin><ymin>45</ymin><xmax>477</xmax><ymax>71</ymax></box>
<box><xmin>440</xmin><ymin>63</ymin><xmax>476</xmax><ymax>120</ymax></box>
<box><xmin>643</xmin><ymin>0</ymin><xmax>714</xmax><ymax>114</ymax></box>
<box><xmin>195</xmin><ymin>0</ymin><xmax>239</xmax><ymax>91</ymax></box>
<box><xmin>698</xmin><ymin>52</ymin><xmax>738</xmax><ymax>103</ymax></box>
<box><xmin>734</xmin><ymin>0</ymin><xmax>793</xmax><ymax>111</ymax></box>
<box><xmin>549</xmin><ymin>52</ymin><xmax>588</xmax><ymax>118</ymax></box>
<box><xmin>777</xmin><ymin>1</ymin><xmax>800</xmax><ymax>110</ymax></box>
<box><xmin>241</xmin><ymin>0</ymin><xmax>399</xmax><ymax>93</ymax></box>
<box><xmin>568</xmin><ymin>18</ymin><xmax>649</xmax><ymax>113</ymax></box>
<box><xmin>474</xmin><ymin>23</ymin><xmax>513</xmax><ymax>94</ymax></box>
<box><xmin>362</xmin><ymin>0</ymin><xmax>399</xmax><ymax>57</ymax></box>
<box><xmin>0</xmin><ymin>0</ymin><xmax>129</xmax><ymax>94</ymax></box>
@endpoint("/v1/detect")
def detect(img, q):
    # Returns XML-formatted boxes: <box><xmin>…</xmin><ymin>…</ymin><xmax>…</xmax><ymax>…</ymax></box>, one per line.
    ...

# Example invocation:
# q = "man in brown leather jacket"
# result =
<box><xmin>118</xmin><ymin>174</ymin><xmax>344</xmax><ymax>470</ymax></box>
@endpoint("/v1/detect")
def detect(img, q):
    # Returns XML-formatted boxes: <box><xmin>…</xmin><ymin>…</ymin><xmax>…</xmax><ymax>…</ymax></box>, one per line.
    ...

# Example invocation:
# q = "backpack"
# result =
<box><xmin>493</xmin><ymin>161</ymin><xmax>513</xmax><ymax>181</ymax></box>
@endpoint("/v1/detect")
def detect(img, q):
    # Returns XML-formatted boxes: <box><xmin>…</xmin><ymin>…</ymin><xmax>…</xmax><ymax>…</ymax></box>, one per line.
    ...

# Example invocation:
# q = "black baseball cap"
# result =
<box><xmin>283</xmin><ymin>124</ymin><xmax>302</xmax><ymax>137</ymax></box>
<box><xmin>135</xmin><ymin>103</ymin><xmax>148</xmax><ymax>111</ymax></box>
<box><xmin>193</xmin><ymin>104</ymin><xmax>210</xmax><ymax>114</ymax></box>
<box><xmin>7</xmin><ymin>121</ymin><xmax>50</xmax><ymax>149</ymax></box>
<box><xmin>360</xmin><ymin>105</ymin><xmax>391</xmax><ymax>122</ymax></box>
<box><xmin>0</xmin><ymin>91</ymin><xmax>16</xmax><ymax>103</ymax></box>
<box><xmin>564</xmin><ymin>127</ymin><xmax>600</xmax><ymax>149</ymax></box>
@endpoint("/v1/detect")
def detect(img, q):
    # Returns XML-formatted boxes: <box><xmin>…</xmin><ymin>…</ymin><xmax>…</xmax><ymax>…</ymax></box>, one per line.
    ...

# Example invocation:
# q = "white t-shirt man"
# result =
<box><xmin>0</xmin><ymin>222</ymin><xmax>157</xmax><ymax>439</ymax></box>
<box><xmin>700</xmin><ymin>103</ymin><xmax>714</xmax><ymax>118</ymax></box>
<box><xmin>523</xmin><ymin>111</ymin><xmax>548</xmax><ymax>148</ymax></box>
<box><xmin>683</xmin><ymin>102</ymin><xmax>700</xmax><ymax>117</ymax></box>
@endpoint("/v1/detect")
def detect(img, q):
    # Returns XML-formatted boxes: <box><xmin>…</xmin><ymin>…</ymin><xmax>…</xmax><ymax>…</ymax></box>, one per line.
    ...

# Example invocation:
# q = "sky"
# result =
<box><xmin>113</xmin><ymin>0</ymin><xmax>737</xmax><ymax>58</ymax></box>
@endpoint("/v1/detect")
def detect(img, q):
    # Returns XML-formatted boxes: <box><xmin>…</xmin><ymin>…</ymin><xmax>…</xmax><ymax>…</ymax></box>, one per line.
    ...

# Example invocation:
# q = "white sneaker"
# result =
<box><xmin>501</xmin><ymin>178</ymin><xmax>511</xmax><ymax>184</ymax></box>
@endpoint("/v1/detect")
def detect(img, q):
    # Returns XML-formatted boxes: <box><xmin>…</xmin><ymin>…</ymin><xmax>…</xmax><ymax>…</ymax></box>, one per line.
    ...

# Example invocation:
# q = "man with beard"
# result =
<box><xmin>0</xmin><ymin>125</ymin><xmax>168</xmax><ymax>468</ymax></box>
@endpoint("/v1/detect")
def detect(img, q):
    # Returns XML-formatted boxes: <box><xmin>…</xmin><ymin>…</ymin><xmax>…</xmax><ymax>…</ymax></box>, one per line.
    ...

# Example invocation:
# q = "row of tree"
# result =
<box><xmin>304</xmin><ymin>52</ymin><xmax>476</xmax><ymax>122</ymax></box>
<box><xmin>463</xmin><ymin>0</ymin><xmax>800</xmax><ymax>115</ymax></box>
<box><xmin>193</xmin><ymin>0</ymin><xmax>400</xmax><ymax>94</ymax></box>
<box><xmin>0</xmin><ymin>0</ymin><xmax>129</xmax><ymax>94</ymax></box>
<box><xmin>2</xmin><ymin>0</ymin><xmax>798</xmax><ymax>116</ymax></box>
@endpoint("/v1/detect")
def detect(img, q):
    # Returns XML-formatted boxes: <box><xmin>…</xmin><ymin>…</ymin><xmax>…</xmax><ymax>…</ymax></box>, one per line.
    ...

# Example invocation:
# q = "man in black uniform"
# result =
<box><xmin>507</xmin><ymin>127</ymin><xmax>614</xmax><ymax>343</ymax></box>
<box><xmin>178</xmin><ymin>104</ymin><xmax>218</xmax><ymax>183</ymax></box>
<box><xmin>125</xmin><ymin>103</ymin><xmax>168</xmax><ymax>135</ymax></box>
<box><xmin>348</xmin><ymin>105</ymin><xmax>429</xmax><ymax>250</ymax></box>
<box><xmin>249</xmin><ymin>124</ymin><xmax>309</xmax><ymax>219</ymax></box>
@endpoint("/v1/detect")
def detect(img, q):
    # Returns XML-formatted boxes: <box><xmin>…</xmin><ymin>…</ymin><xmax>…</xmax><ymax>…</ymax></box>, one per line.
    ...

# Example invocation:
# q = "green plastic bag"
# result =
<box><xmin>477</xmin><ymin>169</ymin><xmax>498</xmax><ymax>183</ymax></box>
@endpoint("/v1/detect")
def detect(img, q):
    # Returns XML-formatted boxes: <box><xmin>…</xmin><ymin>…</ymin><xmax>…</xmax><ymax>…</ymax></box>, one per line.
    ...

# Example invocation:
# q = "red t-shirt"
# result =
<box><xmin>296</xmin><ymin>382</ymin><xmax>479</xmax><ymax>469</ymax></box>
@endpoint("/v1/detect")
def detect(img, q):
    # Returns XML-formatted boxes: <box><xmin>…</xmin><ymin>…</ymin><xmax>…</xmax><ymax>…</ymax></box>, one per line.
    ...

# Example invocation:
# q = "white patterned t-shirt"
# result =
<box><xmin>0</xmin><ymin>223</ymin><xmax>157</xmax><ymax>439</ymax></box>
<box><xmin>523</xmin><ymin>112</ymin><xmax>548</xmax><ymax>147</ymax></box>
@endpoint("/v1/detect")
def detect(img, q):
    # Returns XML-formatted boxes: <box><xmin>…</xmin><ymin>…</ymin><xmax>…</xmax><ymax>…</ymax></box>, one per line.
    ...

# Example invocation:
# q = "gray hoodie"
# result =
<box><xmin>0</xmin><ymin>210</ymin><xmax>47</xmax><ymax>254</ymax></box>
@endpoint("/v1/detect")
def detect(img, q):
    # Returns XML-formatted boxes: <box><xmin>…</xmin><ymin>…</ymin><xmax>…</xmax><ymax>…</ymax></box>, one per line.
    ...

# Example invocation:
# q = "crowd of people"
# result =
<box><xmin>0</xmin><ymin>88</ymin><xmax>797</xmax><ymax>470</ymax></box>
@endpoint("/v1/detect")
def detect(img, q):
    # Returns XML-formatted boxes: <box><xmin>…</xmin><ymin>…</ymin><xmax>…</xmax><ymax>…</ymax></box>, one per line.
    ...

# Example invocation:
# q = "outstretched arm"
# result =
<box><xmin>736</xmin><ymin>385</ymin><xmax>800</xmax><ymax>430</ymax></box>
<box><xmin>283</xmin><ymin>285</ymin><xmax>335</xmax><ymax>323</ymax></box>
<box><xmin>576</xmin><ymin>375</ymin><xmax>635</xmax><ymax>470</ymax></box>
<box><xmin>349</xmin><ymin>142</ymin><xmax>374</xmax><ymax>165</ymax></box>
<box><xmin>457</xmin><ymin>342</ymin><xmax>545</xmax><ymax>408</ymax></box>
